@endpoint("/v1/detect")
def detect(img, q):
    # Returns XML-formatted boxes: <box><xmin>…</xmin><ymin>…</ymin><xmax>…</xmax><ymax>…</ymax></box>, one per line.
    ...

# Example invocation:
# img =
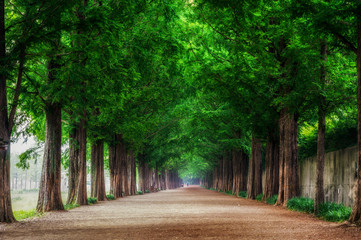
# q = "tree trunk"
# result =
<box><xmin>350</xmin><ymin>19</ymin><xmax>361</xmax><ymax>224</ymax></box>
<box><xmin>217</xmin><ymin>158</ymin><xmax>223</xmax><ymax>191</ymax></box>
<box><xmin>66</xmin><ymin>122</ymin><xmax>80</xmax><ymax>204</ymax></box>
<box><xmin>76</xmin><ymin>117</ymin><xmax>87</xmax><ymax>205</ymax></box>
<box><xmin>109</xmin><ymin>134</ymin><xmax>123</xmax><ymax>198</ymax></box>
<box><xmin>120</xmin><ymin>139</ymin><xmax>128</xmax><ymax>196</ymax></box>
<box><xmin>247</xmin><ymin>137</ymin><xmax>262</xmax><ymax>199</ymax></box>
<box><xmin>91</xmin><ymin>141</ymin><xmax>106</xmax><ymax>201</ymax></box>
<box><xmin>36</xmin><ymin>103</ymin><xmax>64</xmax><ymax>212</ymax></box>
<box><xmin>314</xmin><ymin>42</ymin><xmax>327</xmax><ymax>214</ymax></box>
<box><xmin>128</xmin><ymin>150</ymin><xmax>136</xmax><ymax>195</ymax></box>
<box><xmin>0</xmin><ymin>0</ymin><xmax>15</xmax><ymax>223</ymax></box>
<box><xmin>263</xmin><ymin>133</ymin><xmax>280</xmax><ymax>201</ymax></box>
<box><xmin>276</xmin><ymin>110</ymin><xmax>300</xmax><ymax>205</ymax></box>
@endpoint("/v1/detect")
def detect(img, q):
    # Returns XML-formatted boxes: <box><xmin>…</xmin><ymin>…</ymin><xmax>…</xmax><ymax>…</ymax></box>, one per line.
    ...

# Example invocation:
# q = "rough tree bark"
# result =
<box><xmin>263</xmin><ymin>132</ymin><xmax>280</xmax><ymax>201</ymax></box>
<box><xmin>120</xmin><ymin>139</ymin><xmax>129</xmax><ymax>196</ymax></box>
<box><xmin>109</xmin><ymin>134</ymin><xmax>123</xmax><ymax>198</ymax></box>
<box><xmin>247</xmin><ymin>137</ymin><xmax>262</xmax><ymax>199</ymax></box>
<box><xmin>0</xmin><ymin>0</ymin><xmax>15</xmax><ymax>223</ymax></box>
<box><xmin>128</xmin><ymin>150</ymin><xmax>136</xmax><ymax>195</ymax></box>
<box><xmin>67</xmin><ymin>118</ymin><xmax>87</xmax><ymax>205</ymax></box>
<box><xmin>276</xmin><ymin>110</ymin><xmax>300</xmax><ymax>205</ymax></box>
<box><xmin>314</xmin><ymin>42</ymin><xmax>327</xmax><ymax>214</ymax></box>
<box><xmin>36</xmin><ymin>102</ymin><xmax>64</xmax><ymax>212</ymax></box>
<box><xmin>91</xmin><ymin>141</ymin><xmax>106</xmax><ymax>201</ymax></box>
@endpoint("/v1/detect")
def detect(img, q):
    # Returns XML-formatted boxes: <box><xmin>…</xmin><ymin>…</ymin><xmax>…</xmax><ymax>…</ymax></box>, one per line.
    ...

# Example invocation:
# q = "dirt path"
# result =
<box><xmin>1</xmin><ymin>186</ymin><xmax>360</xmax><ymax>239</ymax></box>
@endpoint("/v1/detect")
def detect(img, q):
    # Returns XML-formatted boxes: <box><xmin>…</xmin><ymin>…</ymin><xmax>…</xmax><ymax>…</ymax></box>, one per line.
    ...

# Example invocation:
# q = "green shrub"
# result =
<box><xmin>13</xmin><ymin>209</ymin><xmax>42</xmax><ymax>221</ymax></box>
<box><xmin>88</xmin><ymin>197</ymin><xmax>97</xmax><ymax>204</ymax></box>
<box><xmin>145</xmin><ymin>189</ymin><xmax>150</xmax><ymax>193</ymax></box>
<box><xmin>266</xmin><ymin>195</ymin><xmax>278</xmax><ymax>205</ymax></box>
<box><xmin>209</xmin><ymin>187</ymin><xmax>215</xmax><ymax>191</ymax></box>
<box><xmin>136</xmin><ymin>190</ymin><xmax>143</xmax><ymax>195</ymax></box>
<box><xmin>317</xmin><ymin>202</ymin><xmax>352</xmax><ymax>222</ymax></box>
<box><xmin>287</xmin><ymin>197</ymin><xmax>314</xmax><ymax>214</ymax></box>
<box><xmin>64</xmin><ymin>203</ymin><xmax>80</xmax><ymax>210</ymax></box>
<box><xmin>106</xmin><ymin>194</ymin><xmax>116</xmax><ymax>200</ymax></box>
<box><xmin>225</xmin><ymin>190</ymin><xmax>234</xmax><ymax>195</ymax></box>
<box><xmin>256</xmin><ymin>193</ymin><xmax>264</xmax><ymax>201</ymax></box>
<box><xmin>238</xmin><ymin>191</ymin><xmax>247</xmax><ymax>198</ymax></box>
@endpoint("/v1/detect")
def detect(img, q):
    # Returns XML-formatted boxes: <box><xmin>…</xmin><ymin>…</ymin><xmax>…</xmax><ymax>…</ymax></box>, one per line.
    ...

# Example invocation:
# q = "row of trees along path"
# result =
<box><xmin>2</xmin><ymin>0</ymin><xmax>361</xmax><ymax>234</ymax></box>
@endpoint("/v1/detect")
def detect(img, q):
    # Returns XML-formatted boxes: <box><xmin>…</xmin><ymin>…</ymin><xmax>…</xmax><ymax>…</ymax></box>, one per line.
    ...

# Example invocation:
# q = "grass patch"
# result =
<box><xmin>145</xmin><ymin>189</ymin><xmax>150</xmax><ymax>193</ymax></box>
<box><xmin>256</xmin><ymin>193</ymin><xmax>263</xmax><ymax>202</ymax></box>
<box><xmin>87</xmin><ymin>197</ymin><xmax>97</xmax><ymax>205</ymax></box>
<box><xmin>136</xmin><ymin>190</ymin><xmax>143</xmax><ymax>195</ymax></box>
<box><xmin>13</xmin><ymin>209</ymin><xmax>42</xmax><ymax>221</ymax></box>
<box><xmin>317</xmin><ymin>202</ymin><xmax>352</xmax><ymax>222</ymax></box>
<box><xmin>209</xmin><ymin>187</ymin><xmax>215</xmax><ymax>191</ymax></box>
<box><xmin>287</xmin><ymin>197</ymin><xmax>314</xmax><ymax>214</ymax></box>
<box><xmin>266</xmin><ymin>195</ymin><xmax>278</xmax><ymax>205</ymax></box>
<box><xmin>106</xmin><ymin>194</ymin><xmax>116</xmax><ymax>200</ymax></box>
<box><xmin>238</xmin><ymin>191</ymin><xmax>247</xmax><ymax>198</ymax></box>
<box><xmin>64</xmin><ymin>203</ymin><xmax>80</xmax><ymax>210</ymax></box>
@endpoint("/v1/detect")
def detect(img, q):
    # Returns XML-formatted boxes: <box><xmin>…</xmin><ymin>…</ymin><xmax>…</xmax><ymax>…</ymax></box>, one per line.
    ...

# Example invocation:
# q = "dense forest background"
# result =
<box><xmin>2</xmin><ymin>0</ymin><xmax>361</xmax><ymax>225</ymax></box>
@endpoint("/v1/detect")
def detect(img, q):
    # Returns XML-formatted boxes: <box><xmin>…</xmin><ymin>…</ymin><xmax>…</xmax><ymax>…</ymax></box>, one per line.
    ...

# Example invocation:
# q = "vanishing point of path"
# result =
<box><xmin>1</xmin><ymin>186</ymin><xmax>361</xmax><ymax>240</ymax></box>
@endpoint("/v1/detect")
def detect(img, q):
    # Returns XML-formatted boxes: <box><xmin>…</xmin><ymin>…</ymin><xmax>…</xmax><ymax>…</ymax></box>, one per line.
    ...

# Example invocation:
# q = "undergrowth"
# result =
<box><xmin>238</xmin><ymin>191</ymin><xmax>247</xmax><ymax>198</ymax></box>
<box><xmin>64</xmin><ymin>203</ymin><xmax>80</xmax><ymax>210</ymax></box>
<box><xmin>256</xmin><ymin>193</ymin><xmax>263</xmax><ymax>201</ymax></box>
<box><xmin>317</xmin><ymin>202</ymin><xmax>351</xmax><ymax>222</ymax></box>
<box><xmin>13</xmin><ymin>209</ymin><xmax>42</xmax><ymax>221</ymax></box>
<box><xmin>136</xmin><ymin>190</ymin><xmax>143</xmax><ymax>195</ymax></box>
<box><xmin>106</xmin><ymin>194</ymin><xmax>116</xmax><ymax>200</ymax></box>
<box><xmin>225</xmin><ymin>190</ymin><xmax>234</xmax><ymax>195</ymax></box>
<box><xmin>287</xmin><ymin>197</ymin><xmax>314</xmax><ymax>214</ymax></box>
<box><xmin>88</xmin><ymin>197</ymin><xmax>97</xmax><ymax>204</ymax></box>
<box><xmin>266</xmin><ymin>195</ymin><xmax>278</xmax><ymax>205</ymax></box>
<box><xmin>287</xmin><ymin>197</ymin><xmax>351</xmax><ymax>222</ymax></box>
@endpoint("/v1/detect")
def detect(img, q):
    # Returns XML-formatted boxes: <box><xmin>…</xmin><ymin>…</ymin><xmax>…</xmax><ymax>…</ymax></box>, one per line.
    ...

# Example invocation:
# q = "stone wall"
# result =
<box><xmin>300</xmin><ymin>146</ymin><xmax>358</xmax><ymax>207</ymax></box>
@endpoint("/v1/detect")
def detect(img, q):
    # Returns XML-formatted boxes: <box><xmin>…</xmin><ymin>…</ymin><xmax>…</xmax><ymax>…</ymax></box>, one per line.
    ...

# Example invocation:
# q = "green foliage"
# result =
<box><xmin>145</xmin><ymin>190</ymin><xmax>150</xmax><ymax>193</ymax></box>
<box><xmin>87</xmin><ymin>197</ymin><xmax>97</xmax><ymax>204</ymax></box>
<box><xmin>238</xmin><ymin>191</ymin><xmax>247</xmax><ymax>198</ymax></box>
<box><xmin>317</xmin><ymin>202</ymin><xmax>352</xmax><ymax>222</ymax></box>
<box><xmin>287</xmin><ymin>197</ymin><xmax>314</xmax><ymax>214</ymax></box>
<box><xmin>106</xmin><ymin>194</ymin><xmax>116</xmax><ymax>200</ymax></box>
<box><xmin>299</xmin><ymin>111</ymin><xmax>357</xmax><ymax>160</ymax></box>
<box><xmin>266</xmin><ymin>195</ymin><xmax>278</xmax><ymax>205</ymax></box>
<box><xmin>136</xmin><ymin>191</ymin><xmax>143</xmax><ymax>195</ymax></box>
<box><xmin>64</xmin><ymin>204</ymin><xmax>80</xmax><ymax>210</ymax></box>
<box><xmin>13</xmin><ymin>209</ymin><xmax>42</xmax><ymax>221</ymax></box>
<box><xmin>256</xmin><ymin>194</ymin><xmax>263</xmax><ymax>202</ymax></box>
<box><xmin>209</xmin><ymin>188</ymin><xmax>215</xmax><ymax>191</ymax></box>
<box><xmin>225</xmin><ymin>190</ymin><xmax>234</xmax><ymax>196</ymax></box>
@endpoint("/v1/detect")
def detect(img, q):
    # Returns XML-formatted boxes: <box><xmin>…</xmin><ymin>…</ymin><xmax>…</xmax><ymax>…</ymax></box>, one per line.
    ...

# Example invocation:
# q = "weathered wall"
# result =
<box><xmin>300</xmin><ymin>146</ymin><xmax>358</xmax><ymax>207</ymax></box>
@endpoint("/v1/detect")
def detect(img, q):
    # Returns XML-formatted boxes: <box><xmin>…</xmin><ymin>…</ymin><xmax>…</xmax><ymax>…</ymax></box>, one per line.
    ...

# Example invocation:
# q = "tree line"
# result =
<box><xmin>1</xmin><ymin>0</ymin><xmax>361</xmax><ymax>227</ymax></box>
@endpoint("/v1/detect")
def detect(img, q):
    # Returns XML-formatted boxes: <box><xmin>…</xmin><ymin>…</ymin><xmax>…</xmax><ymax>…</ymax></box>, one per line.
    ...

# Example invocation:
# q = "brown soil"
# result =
<box><xmin>1</xmin><ymin>186</ymin><xmax>361</xmax><ymax>239</ymax></box>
